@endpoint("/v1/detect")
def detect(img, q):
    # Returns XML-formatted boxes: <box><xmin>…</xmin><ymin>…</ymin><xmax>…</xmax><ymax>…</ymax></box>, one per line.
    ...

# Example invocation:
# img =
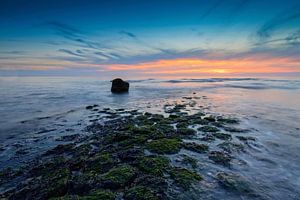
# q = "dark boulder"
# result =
<box><xmin>111</xmin><ymin>78</ymin><xmax>129</xmax><ymax>93</ymax></box>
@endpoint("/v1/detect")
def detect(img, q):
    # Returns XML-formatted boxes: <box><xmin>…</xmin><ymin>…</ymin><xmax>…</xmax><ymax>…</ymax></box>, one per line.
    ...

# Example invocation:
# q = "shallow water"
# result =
<box><xmin>0</xmin><ymin>76</ymin><xmax>300</xmax><ymax>199</ymax></box>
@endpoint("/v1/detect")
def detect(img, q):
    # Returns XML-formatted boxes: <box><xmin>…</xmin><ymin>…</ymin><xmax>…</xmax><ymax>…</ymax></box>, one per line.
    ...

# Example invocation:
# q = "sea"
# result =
<box><xmin>0</xmin><ymin>76</ymin><xmax>300</xmax><ymax>199</ymax></box>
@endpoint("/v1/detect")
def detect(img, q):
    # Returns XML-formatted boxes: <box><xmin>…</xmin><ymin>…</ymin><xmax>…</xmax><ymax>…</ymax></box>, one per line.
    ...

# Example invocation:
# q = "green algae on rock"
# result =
<box><xmin>169</xmin><ymin>167</ymin><xmax>202</xmax><ymax>189</ymax></box>
<box><xmin>208</xmin><ymin>151</ymin><xmax>232</xmax><ymax>166</ymax></box>
<box><xmin>183</xmin><ymin>142</ymin><xmax>209</xmax><ymax>153</ymax></box>
<box><xmin>198</xmin><ymin>125</ymin><xmax>219</xmax><ymax>132</ymax></box>
<box><xmin>50</xmin><ymin>190</ymin><xmax>116</xmax><ymax>200</ymax></box>
<box><xmin>124</xmin><ymin>186</ymin><xmax>160</xmax><ymax>200</ymax></box>
<box><xmin>181</xmin><ymin>155</ymin><xmax>198</xmax><ymax>168</ymax></box>
<box><xmin>146</xmin><ymin>138</ymin><xmax>182</xmax><ymax>154</ymax></box>
<box><xmin>138</xmin><ymin>156</ymin><xmax>170</xmax><ymax>176</ymax></box>
<box><xmin>216</xmin><ymin>172</ymin><xmax>254</xmax><ymax>195</ymax></box>
<box><xmin>100</xmin><ymin>165</ymin><xmax>136</xmax><ymax>189</ymax></box>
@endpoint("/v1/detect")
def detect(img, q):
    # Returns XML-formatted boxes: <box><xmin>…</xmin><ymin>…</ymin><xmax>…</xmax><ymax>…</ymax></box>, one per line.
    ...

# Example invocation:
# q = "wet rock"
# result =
<box><xmin>86</xmin><ymin>105</ymin><xmax>94</xmax><ymax>110</ymax></box>
<box><xmin>111</xmin><ymin>78</ymin><xmax>129</xmax><ymax>93</ymax></box>
<box><xmin>43</xmin><ymin>143</ymin><xmax>75</xmax><ymax>156</ymax></box>
<box><xmin>236</xmin><ymin>135</ymin><xmax>256</xmax><ymax>142</ymax></box>
<box><xmin>169</xmin><ymin>167</ymin><xmax>202</xmax><ymax>189</ymax></box>
<box><xmin>224</xmin><ymin>127</ymin><xmax>248</xmax><ymax>133</ymax></box>
<box><xmin>213</xmin><ymin>132</ymin><xmax>232</xmax><ymax>140</ymax></box>
<box><xmin>138</xmin><ymin>155</ymin><xmax>170</xmax><ymax>176</ymax></box>
<box><xmin>55</xmin><ymin>134</ymin><xmax>80</xmax><ymax>142</ymax></box>
<box><xmin>181</xmin><ymin>155</ymin><xmax>198</xmax><ymax>168</ymax></box>
<box><xmin>216</xmin><ymin>172</ymin><xmax>254</xmax><ymax>195</ymax></box>
<box><xmin>85</xmin><ymin>152</ymin><xmax>116</xmax><ymax>174</ymax></box>
<box><xmin>198</xmin><ymin>125</ymin><xmax>219</xmax><ymax>132</ymax></box>
<box><xmin>217</xmin><ymin>117</ymin><xmax>239</xmax><ymax>124</ymax></box>
<box><xmin>118</xmin><ymin>147</ymin><xmax>144</xmax><ymax>162</ymax></box>
<box><xmin>203</xmin><ymin>116</ymin><xmax>216</xmax><ymax>122</ymax></box>
<box><xmin>183</xmin><ymin>142</ymin><xmax>209</xmax><ymax>153</ymax></box>
<box><xmin>217</xmin><ymin>141</ymin><xmax>244</xmax><ymax>153</ymax></box>
<box><xmin>208</xmin><ymin>151</ymin><xmax>232</xmax><ymax>166</ymax></box>
<box><xmin>0</xmin><ymin>167</ymin><xmax>22</xmax><ymax>185</ymax></box>
<box><xmin>133</xmin><ymin>175</ymin><xmax>167</xmax><ymax>198</ymax></box>
<box><xmin>100</xmin><ymin>165</ymin><xmax>136</xmax><ymax>189</ymax></box>
<box><xmin>177</xmin><ymin>127</ymin><xmax>196</xmax><ymax>136</ymax></box>
<box><xmin>146</xmin><ymin>138</ymin><xmax>182</xmax><ymax>154</ymax></box>
<box><xmin>124</xmin><ymin>186</ymin><xmax>159</xmax><ymax>200</ymax></box>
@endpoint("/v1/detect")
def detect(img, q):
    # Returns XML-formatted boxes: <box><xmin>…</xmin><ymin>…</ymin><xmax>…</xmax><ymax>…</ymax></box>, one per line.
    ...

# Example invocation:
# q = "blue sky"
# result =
<box><xmin>0</xmin><ymin>0</ymin><xmax>300</xmax><ymax>77</ymax></box>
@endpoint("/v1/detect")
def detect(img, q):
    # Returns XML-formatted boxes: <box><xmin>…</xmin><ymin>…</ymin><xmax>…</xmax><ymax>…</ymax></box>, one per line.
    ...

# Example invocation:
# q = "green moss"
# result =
<box><xmin>217</xmin><ymin>141</ymin><xmax>244</xmax><ymax>153</ymax></box>
<box><xmin>169</xmin><ymin>167</ymin><xmax>202</xmax><ymax>189</ymax></box>
<box><xmin>146</xmin><ymin>138</ymin><xmax>182</xmax><ymax>154</ymax></box>
<box><xmin>183</xmin><ymin>142</ymin><xmax>209</xmax><ymax>153</ymax></box>
<box><xmin>208</xmin><ymin>151</ymin><xmax>232</xmax><ymax>166</ymax></box>
<box><xmin>217</xmin><ymin>117</ymin><xmax>239</xmax><ymax>124</ymax></box>
<box><xmin>216</xmin><ymin>172</ymin><xmax>254</xmax><ymax>195</ymax></box>
<box><xmin>124</xmin><ymin>186</ymin><xmax>159</xmax><ymax>200</ymax></box>
<box><xmin>181</xmin><ymin>155</ymin><xmax>198</xmax><ymax>168</ymax></box>
<box><xmin>100</xmin><ymin>165</ymin><xmax>136</xmax><ymax>189</ymax></box>
<box><xmin>45</xmin><ymin>168</ymin><xmax>70</xmax><ymax>198</ymax></box>
<box><xmin>198</xmin><ymin>125</ymin><xmax>219</xmax><ymax>132</ymax></box>
<box><xmin>85</xmin><ymin>152</ymin><xmax>115</xmax><ymax>173</ymax></box>
<box><xmin>138</xmin><ymin>156</ymin><xmax>170</xmax><ymax>176</ymax></box>
<box><xmin>50</xmin><ymin>190</ymin><xmax>115</xmax><ymax>200</ymax></box>
<box><xmin>80</xmin><ymin>190</ymin><xmax>115</xmax><ymax>200</ymax></box>
<box><xmin>213</xmin><ymin>132</ymin><xmax>232</xmax><ymax>140</ymax></box>
<box><xmin>177</xmin><ymin>127</ymin><xmax>196</xmax><ymax>135</ymax></box>
<box><xmin>236</xmin><ymin>136</ymin><xmax>256</xmax><ymax>141</ymax></box>
<box><xmin>203</xmin><ymin>116</ymin><xmax>216</xmax><ymax>122</ymax></box>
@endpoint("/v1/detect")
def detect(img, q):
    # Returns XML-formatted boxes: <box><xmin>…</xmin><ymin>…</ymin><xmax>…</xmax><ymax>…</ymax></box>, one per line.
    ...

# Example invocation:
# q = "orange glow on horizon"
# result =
<box><xmin>102</xmin><ymin>57</ymin><xmax>300</xmax><ymax>75</ymax></box>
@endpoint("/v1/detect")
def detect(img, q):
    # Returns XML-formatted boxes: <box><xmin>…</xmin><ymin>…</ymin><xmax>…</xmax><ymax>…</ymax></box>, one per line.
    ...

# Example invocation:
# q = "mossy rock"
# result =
<box><xmin>189</xmin><ymin>118</ymin><xmax>209</xmax><ymax>125</ymax></box>
<box><xmin>45</xmin><ymin>168</ymin><xmax>71</xmax><ymax>198</ymax></box>
<box><xmin>169</xmin><ymin>167</ymin><xmax>202</xmax><ymax>189</ymax></box>
<box><xmin>153</xmin><ymin>123</ymin><xmax>175</xmax><ymax>134</ymax></box>
<box><xmin>146</xmin><ymin>138</ymin><xmax>182</xmax><ymax>154</ymax></box>
<box><xmin>181</xmin><ymin>155</ymin><xmax>198</xmax><ymax>168</ymax></box>
<box><xmin>133</xmin><ymin>175</ymin><xmax>167</xmax><ymax>195</ymax></box>
<box><xmin>183</xmin><ymin>142</ymin><xmax>208</xmax><ymax>153</ymax></box>
<box><xmin>81</xmin><ymin>190</ymin><xmax>115</xmax><ymax>200</ymax></box>
<box><xmin>217</xmin><ymin>117</ymin><xmax>239</xmax><ymax>124</ymax></box>
<box><xmin>124</xmin><ymin>186</ymin><xmax>159</xmax><ymax>200</ymax></box>
<box><xmin>44</xmin><ymin>143</ymin><xmax>76</xmax><ymax>156</ymax></box>
<box><xmin>213</xmin><ymin>132</ymin><xmax>232</xmax><ymax>140</ymax></box>
<box><xmin>50</xmin><ymin>190</ymin><xmax>115</xmax><ymax>200</ymax></box>
<box><xmin>236</xmin><ymin>136</ymin><xmax>256</xmax><ymax>142</ymax></box>
<box><xmin>0</xmin><ymin>167</ymin><xmax>22</xmax><ymax>185</ymax></box>
<box><xmin>208</xmin><ymin>151</ymin><xmax>232</xmax><ymax>166</ymax></box>
<box><xmin>216</xmin><ymin>172</ymin><xmax>254</xmax><ymax>195</ymax></box>
<box><xmin>138</xmin><ymin>156</ymin><xmax>170</xmax><ymax>176</ymax></box>
<box><xmin>198</xmin><ymin>125</ymin><xmax>219</xmax><ymax>132</ymax></box>
<box><xmin>177</xmin><ymin>127</ymin><xmax>196</xmax><ymax>136</ymax></box>
<box><xmin>85</xmin><ymin>152</ymin><xmax>116</xmax><ymax>173</ymax></box>
<box><xmin>100</xmin><ymin>165</ymin><xmax>136</xmax><ymax>189</ymax></box>
<box><xmin>217</xmin><ymin>141</ymin><xmax>244</xmax><ymax>153</ymax></box>
<box><xmin>203</xmin><ymin>116</ymin><xmax>216</xmax><ymax>122</ymax></box>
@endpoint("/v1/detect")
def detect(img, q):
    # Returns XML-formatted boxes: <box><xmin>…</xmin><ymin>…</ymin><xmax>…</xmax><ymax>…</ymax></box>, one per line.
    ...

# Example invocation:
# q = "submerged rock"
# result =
<box><xmin>208</xmin><ymin>151</ymin><xmax>232</xmax><ymax>166</ymax></box>
<box><xmin>146</xmin><ymin>138</ymin><xmax>182</xmax><ymax>154</ymax></box>
<box><xmin>169</xmin><ymin>167</ymin><xmax>202</xmax><ymax>189</ymax></box>
<box><xmin>216</xmin><ymin>172</ymin><xmax>254</xmax><ymax>195</ymax></box>
<box><xmin>111</xmin><ymin>78</ymin><xmax>129</xmax><ymax>93</ymax></box>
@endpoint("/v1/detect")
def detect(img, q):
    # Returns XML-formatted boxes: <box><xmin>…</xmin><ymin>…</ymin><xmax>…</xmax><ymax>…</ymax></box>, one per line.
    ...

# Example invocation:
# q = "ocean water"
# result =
<box><xmin>0</xmin><ymin>76</ymin><xmax>300</xmax><ymax>199</ymax></box>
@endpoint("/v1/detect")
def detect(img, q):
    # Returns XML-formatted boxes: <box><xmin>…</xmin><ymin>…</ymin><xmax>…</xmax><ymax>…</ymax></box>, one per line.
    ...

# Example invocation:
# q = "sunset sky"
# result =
<box><xmin>0</xmin><ymin>0</ymin><xmax>300</xmax><ymax>78</ymax></box>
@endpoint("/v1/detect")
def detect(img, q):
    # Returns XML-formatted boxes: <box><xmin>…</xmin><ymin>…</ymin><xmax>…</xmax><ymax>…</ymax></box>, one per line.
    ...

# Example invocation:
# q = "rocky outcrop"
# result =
<box><xmin>111</xmin><ymin>78</ymin><xmax>129</xmax><ymax>93</ymax></box>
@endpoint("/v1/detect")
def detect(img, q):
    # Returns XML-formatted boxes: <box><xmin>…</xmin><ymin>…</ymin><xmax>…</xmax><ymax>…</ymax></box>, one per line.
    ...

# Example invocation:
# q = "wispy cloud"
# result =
<box><xmin>257</xmin><ymin>6</ymin><xmax>300</xmax><ymax>39</ymax></box>
<box><xmin>119</xmin><ymin>30</ymin><xmax>137</xmax><ymax>38</ymax></box>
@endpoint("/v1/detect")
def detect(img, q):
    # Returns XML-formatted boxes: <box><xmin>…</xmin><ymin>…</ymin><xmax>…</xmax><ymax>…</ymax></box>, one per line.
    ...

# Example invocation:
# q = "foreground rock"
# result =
<box><xmin>0</xmin><ymin>104</ymin><xmax>259</xmax><ymax>199</ymax></box>
<box><xmin>111</xmin><ymin>78</ymin><xmax>129</xmax><ymax>93</ymax></box>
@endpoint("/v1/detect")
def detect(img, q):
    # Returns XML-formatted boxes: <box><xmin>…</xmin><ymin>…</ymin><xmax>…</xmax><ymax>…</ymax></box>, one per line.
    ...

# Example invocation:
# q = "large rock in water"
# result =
<box><xmin>111</xmin><ymin>78</ymin><xmax>129</xmax><ymax>93</ymax></box>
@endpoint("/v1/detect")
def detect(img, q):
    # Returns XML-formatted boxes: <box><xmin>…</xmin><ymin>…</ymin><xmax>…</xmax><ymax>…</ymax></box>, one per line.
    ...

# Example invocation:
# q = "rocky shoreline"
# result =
<box><xmin>0</xmin><ymin>99</ymin><xmax>259</xmax><ymax>200</ymax></box>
